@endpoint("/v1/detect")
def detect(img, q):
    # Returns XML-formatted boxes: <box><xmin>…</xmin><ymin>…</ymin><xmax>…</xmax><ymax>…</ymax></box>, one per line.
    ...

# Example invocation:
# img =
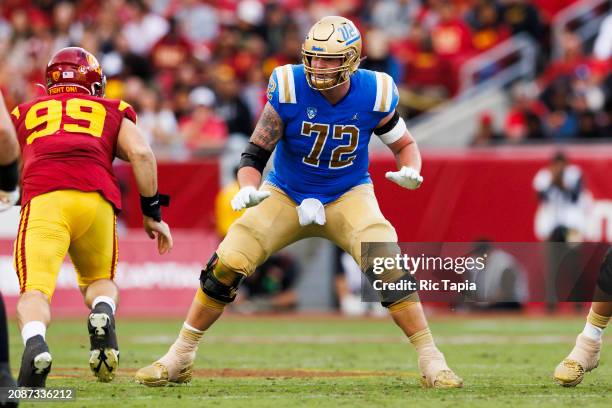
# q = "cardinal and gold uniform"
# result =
<box><xmin>10</xmin><ymin>93</ymin><xmax>136</xmax><ymax>298</ymax></box>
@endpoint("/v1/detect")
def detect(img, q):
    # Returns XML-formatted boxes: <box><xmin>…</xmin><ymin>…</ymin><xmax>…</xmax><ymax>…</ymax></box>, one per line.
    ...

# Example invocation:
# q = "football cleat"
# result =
<box><xmin>418</xmin><ymin>350</ymin><xmax>463</xmax><ymax>389</ymax></box>
<box><xmin>134</xmin><ymin>361</ymin><xmax>192</xmax><ymax>387</ymax></box>
<box><xmin>554</xmin><ymin>333</ymin><xmax>601</xmax><ymax>387</ymax></box>
<box><xmin>420</xmin><ymin>369</ymin><xmax>464</xmax><ymax>389</ymax></box>
<box><xmin>17</xmin><ymin>335</ymin><xmax>52</xmax><ymax>388</ymax></box>
<box><xmin>88</xmin><ymin>308</ymin><xmax>119</xmax><ymax>383</ymax></box>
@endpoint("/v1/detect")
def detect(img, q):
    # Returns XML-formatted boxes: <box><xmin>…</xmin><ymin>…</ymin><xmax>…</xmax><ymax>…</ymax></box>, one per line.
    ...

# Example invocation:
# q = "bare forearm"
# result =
<box><xmin>130</xmin><ymin>151</ymin><xmax>158</xmax><ymax>197</ymax></box>
<box><xmin>395</xmin><ymin>141</ymin><xmax>421</xmax><ymax>173</ymax></box>
<box><xmin>0</xmin><ymin>130</ymin><xmax>19</xmax><ymax>165</ymax></box>
<box><xmin>237</xmin><ymin>166</ymin><xmax>262</xmax><ymax>188</ymax></box>
<box><xmin>0</xmin><ymin>94</ymin><xmax>19</xmax><ymax>165</ymax></box>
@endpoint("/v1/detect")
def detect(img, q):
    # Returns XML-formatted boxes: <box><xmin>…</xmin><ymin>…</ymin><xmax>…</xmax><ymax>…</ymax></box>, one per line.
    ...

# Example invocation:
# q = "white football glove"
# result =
<box><xmin>231</xmin><ymin>186</ymin><xmax>271</xmax><ymax>211</ymax></box>
<box><xmin>0</xmin><ymin>188</ymin><xmax>19</xmax><ymax>212</ymax></box>
<box><xmin>385</xmin><ymin>167</ymin><xmax>423</xmax><ymax>190</ymax></box>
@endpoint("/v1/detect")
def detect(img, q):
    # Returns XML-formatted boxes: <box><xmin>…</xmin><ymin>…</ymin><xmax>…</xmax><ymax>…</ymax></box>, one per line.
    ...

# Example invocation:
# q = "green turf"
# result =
<box><xmin>6</xmin><ymin>314</ymin><xmax>611</xmax><ymax>407</ymax></box>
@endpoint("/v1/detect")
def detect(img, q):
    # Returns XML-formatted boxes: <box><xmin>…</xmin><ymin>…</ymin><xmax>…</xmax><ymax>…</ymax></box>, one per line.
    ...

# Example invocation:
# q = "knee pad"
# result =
<box><xmin>597</xmin><ymin>248</ymin><xmax>612</xmax><ymax>295</ymax></box>
<box><xmin>199</xmin><ymin>253</ymin><xmax>246</xmax><ymax>304</ymax></box>
<box><xmin>360</xmin><ymin>241</ymin><xmax>415</xmax><ymax>307</ymax></box>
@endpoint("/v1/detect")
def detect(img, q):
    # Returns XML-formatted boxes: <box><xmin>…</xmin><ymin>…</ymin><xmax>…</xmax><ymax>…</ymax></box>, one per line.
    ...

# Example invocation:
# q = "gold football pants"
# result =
<box><xmin>14</xmin><ymin>190</ymin><xmax>118</xmax><ymax>299</ymax></box>
<box><xmin>217</xmin><ymin>183</ymin><xmax>397</xmax><ymax>277</ymax></box>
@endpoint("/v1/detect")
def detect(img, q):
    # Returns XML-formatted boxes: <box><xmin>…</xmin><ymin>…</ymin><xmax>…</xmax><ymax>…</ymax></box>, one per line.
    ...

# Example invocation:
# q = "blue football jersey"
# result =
<box><xmin>265</xmin><ymin>64</ymin><xmax>399</xmax><ymax>205</ymax></box>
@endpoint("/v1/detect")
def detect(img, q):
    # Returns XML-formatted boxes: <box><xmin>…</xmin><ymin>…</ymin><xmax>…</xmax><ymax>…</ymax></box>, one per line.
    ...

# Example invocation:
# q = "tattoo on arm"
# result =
<box><xmin>250</xmin><ymin>102</ymin><xmax>283</xmax><ymax>151</ymax></box>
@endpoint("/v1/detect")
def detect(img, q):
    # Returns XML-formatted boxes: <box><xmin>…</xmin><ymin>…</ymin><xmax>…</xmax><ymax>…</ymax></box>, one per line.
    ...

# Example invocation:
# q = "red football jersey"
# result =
<box><xmin>10</xmin><ymin>93</ymin><xmax>137</xmax><ymax>211</ymax></box>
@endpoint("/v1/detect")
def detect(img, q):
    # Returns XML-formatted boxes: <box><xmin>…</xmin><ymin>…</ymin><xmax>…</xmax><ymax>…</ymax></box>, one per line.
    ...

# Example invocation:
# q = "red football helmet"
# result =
<box><xmin>46</xmin><ymin>47</ymin><xmax>106</xmax><ymax>97</ymax></box>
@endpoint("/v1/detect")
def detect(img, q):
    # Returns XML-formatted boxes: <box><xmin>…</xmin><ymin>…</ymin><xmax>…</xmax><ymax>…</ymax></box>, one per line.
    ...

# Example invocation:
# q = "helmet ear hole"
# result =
<box><xmin>91</xmin><ymin>76</ymin><xmax>106</xmax><ymax>97</ymax></box>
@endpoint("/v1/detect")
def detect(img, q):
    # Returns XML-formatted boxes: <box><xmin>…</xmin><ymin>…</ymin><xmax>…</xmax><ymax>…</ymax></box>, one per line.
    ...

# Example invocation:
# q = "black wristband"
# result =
<box><xmin>0</xmin><ymin>159</ymin><xmax>19</xmax><ymax>191</ymax></box>
<box><xmin>140</xmin><ymin>192</ymin><xmax>170</xmax><ymax>222</ymax></box>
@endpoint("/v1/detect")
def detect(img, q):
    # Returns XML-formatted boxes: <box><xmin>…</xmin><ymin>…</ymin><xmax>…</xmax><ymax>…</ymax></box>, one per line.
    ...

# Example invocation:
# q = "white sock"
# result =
<box><xmin>582</xmin><ymin>322</ymin><xmax>603</xmax><ymax>341</ymax></box>
<box><xmin>157</xmin><ymin>322</ymin><xmax>204</xmax><ymax>380</ymax></box>
<box><xmin>21</xmin><ymin>321</ymin><xmax>46</xmax><ymax>345</ymax></box>
<box><xmin>92</xmin><ymin>296</ymin><xmax>116</xmax><ymax>314</ymax></box>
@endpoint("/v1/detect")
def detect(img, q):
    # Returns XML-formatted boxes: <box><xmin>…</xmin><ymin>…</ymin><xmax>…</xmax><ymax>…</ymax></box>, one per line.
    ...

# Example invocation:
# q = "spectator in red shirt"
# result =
<box><xmin>392</xmin><ymin>22</ymin><xmax>451</xmax><ymax>116</ymax></box>
<box><xmin>431</xmin><ymin>0</ymin><xmax>474</xmax><ymax>94</ymax></box>
<box><xmin>397</xmin><ymin>22</ymin><xmax>450</xmax><ymax>95</ymax></box>
<box><xmin>180</xmin><ymin>87</ymin><xmax>229</xmax><ymax>155</ymax></box>
<box><xmin>431</xmin><ymin>0</ymin><xmax>473</xmax><ymax>59</ymax></box>
<box><xmin>151</xmin><ymin>17</ymin><xmax>192</xmax><ymax>72</ymax></box>
<box><xmin>539</xmin><ymin>31</ymin><xmax>589</xmax><ymax>87</ymax></box>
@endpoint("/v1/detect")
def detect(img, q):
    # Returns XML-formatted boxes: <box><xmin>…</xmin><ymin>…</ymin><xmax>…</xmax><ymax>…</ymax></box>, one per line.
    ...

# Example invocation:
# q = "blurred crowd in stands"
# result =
<box><xmin>0</xmin><ymin>0</ymin><xmax>610</xmax><ymax>158</ymax></box>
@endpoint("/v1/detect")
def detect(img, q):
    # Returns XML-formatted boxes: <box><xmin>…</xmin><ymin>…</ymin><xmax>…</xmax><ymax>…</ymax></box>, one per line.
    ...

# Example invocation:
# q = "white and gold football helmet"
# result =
<box><xmin>302</xmin><ymin>16</ymin><xmax>362</xmax><ymax>90</ymax></box>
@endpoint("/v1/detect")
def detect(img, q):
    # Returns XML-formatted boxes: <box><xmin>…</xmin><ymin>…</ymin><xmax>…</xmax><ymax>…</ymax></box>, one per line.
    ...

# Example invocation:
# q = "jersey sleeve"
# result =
<box><xmin>10</xmin><ymin>105</ymin><xmax>22</xmax><ymax>129</ymax></box>
<box><xmin>266</xmin><ymin>65</ymin><xmax>297</xmax><ymax>122</ymax></box>
<box><xmin>117</xmin><ymin>100</ymin><xmax>137</xmax><ymax>123</ymax></box>
<box><xmin>372</xmin><ymin>71</ymin><xmax>399</xmax><ymax>115</ymax></box>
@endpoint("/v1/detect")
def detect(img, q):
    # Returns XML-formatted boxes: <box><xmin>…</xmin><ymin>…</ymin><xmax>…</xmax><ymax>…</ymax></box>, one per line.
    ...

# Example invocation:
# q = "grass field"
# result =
<box><xmin>5</xmin><ymin>314</ymin><xmax>611</xmax><ymax>407</ymax></box>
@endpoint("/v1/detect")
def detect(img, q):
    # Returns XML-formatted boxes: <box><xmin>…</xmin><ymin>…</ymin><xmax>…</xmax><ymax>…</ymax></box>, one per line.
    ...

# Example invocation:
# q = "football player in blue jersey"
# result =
<box><xmin>136</xmin><ymin>16</ymin><xmax>463</xmax><ymax>389</ymax></box>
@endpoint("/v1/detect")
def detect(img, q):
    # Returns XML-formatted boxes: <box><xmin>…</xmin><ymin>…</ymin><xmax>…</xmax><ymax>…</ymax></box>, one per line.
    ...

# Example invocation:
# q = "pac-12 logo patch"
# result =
<box><xmin>267</xmin><ymin>76</ymin><xmax>277</xmax><ymax>101</ymax></box>
<box><xmin>307</xmin><ymin>107</ymin><xmax>317</xmax><ymax>119</ymax></box>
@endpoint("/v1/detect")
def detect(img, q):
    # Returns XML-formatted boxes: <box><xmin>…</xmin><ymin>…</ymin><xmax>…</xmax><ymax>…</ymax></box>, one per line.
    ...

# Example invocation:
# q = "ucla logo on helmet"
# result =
<box><xmin>307</xmin><ymin>107</ymin><xmax>317</xmax><ymax>119</ymax></box>
<box><xmin>337</xmin><ymin>23</ymin><xmax>359</xmax><ymax>45</ymax></box>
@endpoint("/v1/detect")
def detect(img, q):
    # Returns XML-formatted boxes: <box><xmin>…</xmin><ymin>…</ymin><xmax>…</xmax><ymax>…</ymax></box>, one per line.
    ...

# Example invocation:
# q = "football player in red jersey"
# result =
<box><xmin>0</xmin><ymin>90</ymin><xmax>20</xmax><ymax>407</ymax></box>
<box><xmin>8</xmin><ymin>47</ymin><xmax>173</xmax><ymax>387</ymax></box>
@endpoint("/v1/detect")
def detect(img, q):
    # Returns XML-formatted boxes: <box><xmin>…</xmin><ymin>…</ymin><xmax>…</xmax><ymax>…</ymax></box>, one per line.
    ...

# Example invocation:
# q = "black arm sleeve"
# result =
<box><xmin>239</xmin><ymin>142</ymin><xmax>272</xmax><ymax>174</ymax></box>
